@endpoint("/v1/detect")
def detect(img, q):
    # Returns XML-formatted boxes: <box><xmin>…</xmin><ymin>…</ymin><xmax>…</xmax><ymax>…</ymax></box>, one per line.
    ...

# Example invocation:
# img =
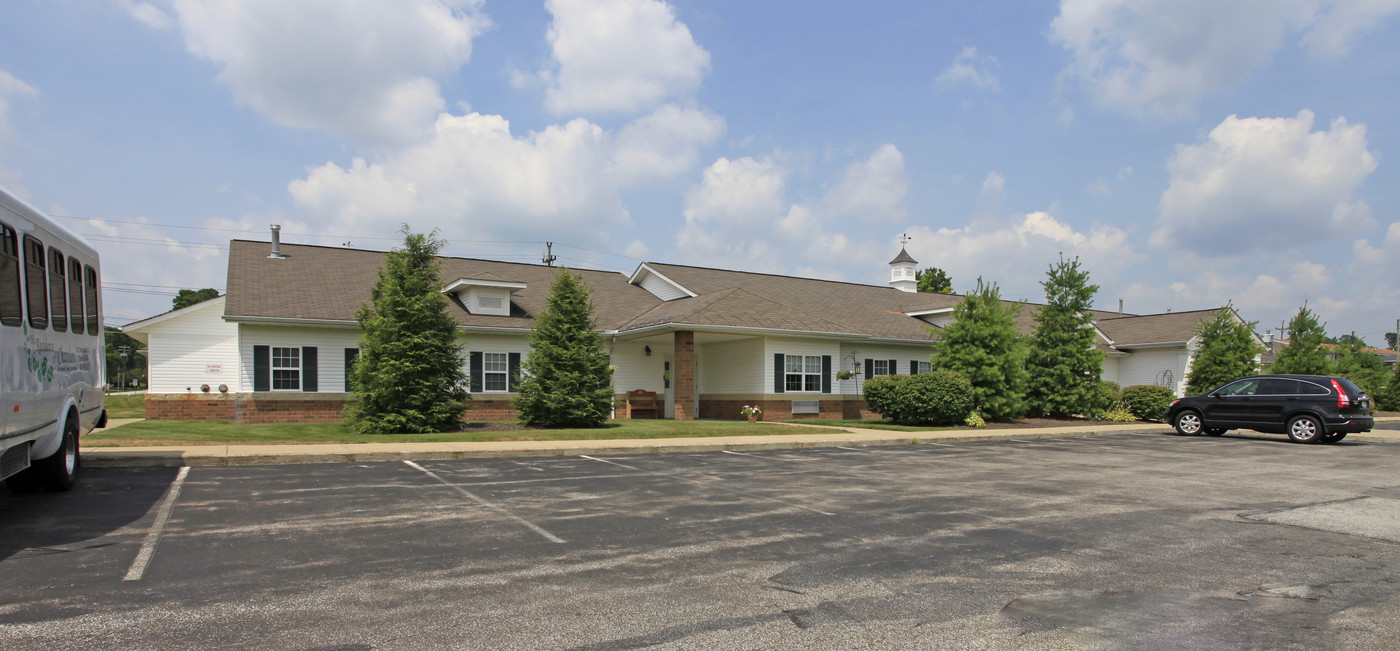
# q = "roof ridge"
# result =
<box><xmin>229</xmin><ymin>239</ymin><xmax>624</xmax><ymax>275</ymax></box>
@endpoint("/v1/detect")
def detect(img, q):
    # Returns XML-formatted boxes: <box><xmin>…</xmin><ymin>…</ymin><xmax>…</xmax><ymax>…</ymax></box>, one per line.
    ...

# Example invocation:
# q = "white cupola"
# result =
<box><xmin>888</xmin><ymin>247</ymin><xmax>918</xmax><ymax>293</ymax></box>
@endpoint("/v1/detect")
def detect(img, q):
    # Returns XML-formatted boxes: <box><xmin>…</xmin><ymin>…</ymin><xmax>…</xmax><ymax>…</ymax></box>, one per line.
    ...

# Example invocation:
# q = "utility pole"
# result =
<box><xmin>541</xmin><ymin>242</ymin><xmax>557</xmax><ymax>267</ymax></box>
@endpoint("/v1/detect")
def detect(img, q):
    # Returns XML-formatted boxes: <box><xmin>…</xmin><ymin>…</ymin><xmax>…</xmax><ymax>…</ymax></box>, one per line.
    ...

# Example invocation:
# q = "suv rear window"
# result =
<box><xmin>1298</xmin><ymin>380</ymin><xmax>1330</xmax><ymax>395</ymax></box>
<box><xmin>1336</xmin><ymin>377</ymin><xmax>1365</xmax><ymax>397</ymax></box>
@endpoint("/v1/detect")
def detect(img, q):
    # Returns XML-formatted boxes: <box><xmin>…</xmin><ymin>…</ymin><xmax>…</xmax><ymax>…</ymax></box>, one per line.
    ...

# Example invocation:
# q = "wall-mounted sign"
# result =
<box><xmin>206</xmin><ymin>364</ymin><xmax>223</xmax><ymax>374</ymax></box>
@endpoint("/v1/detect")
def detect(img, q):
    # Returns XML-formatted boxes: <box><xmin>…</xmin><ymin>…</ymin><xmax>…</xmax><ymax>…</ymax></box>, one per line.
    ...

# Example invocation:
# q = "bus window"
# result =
<box><xmin>23</xmin><ymin>236</ymin><xmax>47</xmax><ymax>330</ymax></box>
<box><xmin>0</xmin><ymin>223</ymin><xmax>20</xmax><ymax>327</ymax></box>
<box><xmin>48</xmin><ymin>247</ymin><xmax>67</xmax><ymax>332</ymax></box>
<box><xmin>68</xmin><ymin>257</ymin><xmax>84</xmax><ymax>335</ymax></box>
<box><xmin>84</xmin><ymin>265</ymin><xmax>99</xmax><ymax>335</ymax></box>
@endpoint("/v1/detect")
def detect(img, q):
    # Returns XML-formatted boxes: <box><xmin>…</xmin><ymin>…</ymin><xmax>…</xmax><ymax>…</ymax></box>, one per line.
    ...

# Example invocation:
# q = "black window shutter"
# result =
<box><xmin>253</xmin><ymin>345</ymin><xmax>270</xmax><ymax>392</ymax></box>
<box><xmin>344</xmin><ymin>348</ymin><xmax>359</xmax><ymax>392</ymax></box>
<box><xmin>302</xmin><ymin>347</ymin><xmax>318</xmax><ymax>392</ymax></box>
<box><xmin>864</xmin><ymin>358</ymin><xmax>873</xmax><ymax>379</ymax></box>
<box><xmin>910</xmin><ymin>360</ymin><xmax>920</xmax><ymax>375</ymax></box>
<box><xmin>773</xmin><ymin>353</ymin><xmax>785</xmax><ymax>394</ymax></box>
<box><xmin>508</xmin><ymin>352</ymin><xmax>521</xmax><ymax>392</ymax></box>
<box><xmin>821</xmin><ymin>355</ymin><xmax>832</xmax><ymax>393</ymax></box>
<box><xmin>469</xmin><ymin>351</ymin><xmax>483</xmax><ymax>393</ymax></box>
<box><xmin>889</xmin><ymin>359</ymin><xmax>898</xmax><ymax>375</ymax></box>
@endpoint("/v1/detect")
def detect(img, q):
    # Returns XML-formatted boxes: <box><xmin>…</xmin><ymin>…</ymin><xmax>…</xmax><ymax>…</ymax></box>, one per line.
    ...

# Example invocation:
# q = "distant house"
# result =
<box><xmin>1262</xmin><ymin>338</ymin><xmax>1399</xmax><ymax>369</ymax></box>
<box><xmin>122</xmin><ymin>238</ymin><xmax>1243</xmax><ymax>423</ymax></box>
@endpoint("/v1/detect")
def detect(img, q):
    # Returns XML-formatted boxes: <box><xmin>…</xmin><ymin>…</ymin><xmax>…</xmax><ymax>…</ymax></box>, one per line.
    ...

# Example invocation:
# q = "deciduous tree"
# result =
<box><xmin>172</xmin><ymin>288</ymin><xmax>220</xmax><ymax>310</ymax></box>
<box><xmin>916</xmin><ymin>267</ymin><xmax>953</xmax><ymax>293</ymax></box>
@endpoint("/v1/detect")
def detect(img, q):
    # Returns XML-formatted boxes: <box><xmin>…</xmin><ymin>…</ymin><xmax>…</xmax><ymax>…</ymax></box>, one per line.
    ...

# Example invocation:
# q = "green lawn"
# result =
<box><xmin>103</xmin><ymin>393</ymin><xmax>146</xmax><ymax>419</ymax></box>
<box><xmin>789</xmin><ymin>419</ymin><xmax>958</xmax><ymax>432</ymax></box>
<box><xmin>84</xmin><ymin>418</ymin><xmax>845</xmax><ymax>447</ymax></box>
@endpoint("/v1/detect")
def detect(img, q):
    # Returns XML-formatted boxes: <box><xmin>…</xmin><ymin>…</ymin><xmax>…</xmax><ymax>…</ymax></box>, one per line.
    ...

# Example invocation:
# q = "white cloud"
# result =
<box><xmin>673</xmin><ymin>145</ymin><xmax>909</xmax><ymax>273</ymax></box>
<box><xmin>936</xmin><ymin>46</ymin><xmax>1001</xmax><ymax>92</ymax></box>
<box><xmin>117</xmin><ymin>0</ymin><xmax>174</xmax><ymax>30</ymax></box>
<box><xmin>612</xmin><ymin>105</ymin><xmax>725</xmax><ymax>184</ymax></box>
<box><xmin>170</xmin><ymin>0</ymin><xmax>490</xmax><ymax>147</ymax></box>
<box><xmin>539</xmin><ymin>0</ymin><xmax>711</xmax><ymax>115</ymax></box>
<box><xmin>822</xmin><ymin>144</ymin><xmax>908</xmax><ymax>222</ymax></box>
<box><xmin>1050</xmin><ymin>0</ymin><xmax>1400</xmax><ymax>119</ymax></box>
<box><xmin>1299</xmin><ymin>0</ymin><xmax>1400</xmax><ymax>58</ymax></box>
<box><xmin>0</xmin><ymin>68</ymin><xmax>38</xmax><ymax>190</ymax></box>
<box><xmin>0</xmin><ymin>69</ymin><xmax>38</xmax><ymax>147</ymax></box>
<box><xmin>289</xmin><ymin>113</ymin><xmax>626</xmax><ymax>246</ymax></box>
<box><xmin>904</xmin><ymin>210</ymin><xmax>1142</xmax><ymax>297</ymax></box>
<box><xmin>287</xmin><ymin>105</ymin><xmax>719</xmax><ymax>252</ymax></box>
<box><xmin>979</xmin><ymin>171</ymin><xmax>1006</xmax><ymax>206</ymax></box>
<box><xmin>1151</xmin><ymin>110</ymin><xmax>1377</xmax><ymax>255</ymax></box>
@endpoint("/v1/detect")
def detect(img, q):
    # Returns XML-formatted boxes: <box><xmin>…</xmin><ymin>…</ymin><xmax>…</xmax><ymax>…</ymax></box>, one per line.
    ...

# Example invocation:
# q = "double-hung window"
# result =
<box><xmin>483</xmin><ymin>352</ymin><xmax>508</xmax><ymax>391</ymax></box>
<box><xmin>912</xmin><ymin>361</ymin><xmax>931</xmax><ymax>374</ymax></box>
<box><xmin>785</xmin><ymin>354</ymin><xmax>822</xmax><ymax>392</ymax></box>
<box><xmin>871</xmin><ymin>359</ymin><xmax>891</xmax><ymax>376</ymax></box>
<box><xmin>272</xmin><ymin>346</ymin><xmax>301</xmax><ymax>390</ymax></box>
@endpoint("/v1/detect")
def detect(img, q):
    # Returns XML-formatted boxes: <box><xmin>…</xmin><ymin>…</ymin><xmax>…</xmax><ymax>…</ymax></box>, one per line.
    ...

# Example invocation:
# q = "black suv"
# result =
<box><xmin>1165</xmin><ymin>375</ymin><xmax>1373</xmax><ymax>443</ymax></box>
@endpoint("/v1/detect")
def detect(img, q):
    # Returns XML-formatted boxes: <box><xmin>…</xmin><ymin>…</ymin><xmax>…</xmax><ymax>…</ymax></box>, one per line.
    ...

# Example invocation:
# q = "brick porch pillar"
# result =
<box><xmin>674</xmin><ymin>330</ymin><xmax>695</xmax><ymax>420</ymax></box>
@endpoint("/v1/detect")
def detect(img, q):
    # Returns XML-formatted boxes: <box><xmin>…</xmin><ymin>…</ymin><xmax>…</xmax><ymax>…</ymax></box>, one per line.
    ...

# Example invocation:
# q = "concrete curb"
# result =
<box><xmin>83</xmin><ymin>424</ymin><xmax>1178</xmax><ymax>468</ymax></box>
<box><xmin>81</xmin><ymin>417</ymin><xmax>1400</xmax><ymax>468</ymax></box>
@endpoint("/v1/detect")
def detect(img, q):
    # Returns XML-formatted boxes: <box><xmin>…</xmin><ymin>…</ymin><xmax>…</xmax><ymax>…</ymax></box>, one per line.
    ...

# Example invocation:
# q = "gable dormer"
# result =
<box><xmin>628</xmin><ymin>263</ymin><xmax>697</xmax><ymax>301</ymax></box>
<box><xmin>442</xmin><ymin>278</ymin><xmax>527</xmax><ymax>316</ymax></box>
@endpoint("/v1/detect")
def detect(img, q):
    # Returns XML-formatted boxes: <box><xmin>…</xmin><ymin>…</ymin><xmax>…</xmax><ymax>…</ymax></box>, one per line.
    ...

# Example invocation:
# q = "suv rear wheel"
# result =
<box><xmin>1286</xmin><ymin>415</ymin><xmax>1325</xmax><ymax>444</ymax></box>
<box><xmin>1174</xmin><ymin>410</ymin><xmax>1203</xmax><ymax>435</ymax></box>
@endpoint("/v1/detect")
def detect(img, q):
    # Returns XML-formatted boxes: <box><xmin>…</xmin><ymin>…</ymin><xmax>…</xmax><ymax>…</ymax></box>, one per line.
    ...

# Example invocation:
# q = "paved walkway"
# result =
<box><xmin>81</xmin><ymin>417</ymin><xmax>1400</xmax><ymax>468</ymax></box>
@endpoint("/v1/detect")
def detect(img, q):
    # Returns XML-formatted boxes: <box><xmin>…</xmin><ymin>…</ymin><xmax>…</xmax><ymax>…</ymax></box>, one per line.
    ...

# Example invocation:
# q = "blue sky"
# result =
<box><xmin>1</xmin><ymin>0</ymin><xmax>1397</xmax><ymax>345</ymax></box>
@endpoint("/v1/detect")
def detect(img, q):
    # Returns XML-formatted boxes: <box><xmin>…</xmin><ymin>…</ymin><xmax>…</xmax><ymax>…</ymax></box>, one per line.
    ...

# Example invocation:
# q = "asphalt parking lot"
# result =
<box><xmin>4</xmin><ymin>431</ymin><xmax>1400</xmax><ymax>650</ymax></box>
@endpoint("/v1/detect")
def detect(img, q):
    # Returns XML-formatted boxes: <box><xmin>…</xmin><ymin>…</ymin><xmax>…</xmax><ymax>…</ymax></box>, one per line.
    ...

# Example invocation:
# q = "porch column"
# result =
<box><xmin>674</xmin><ymin>330</ymin><xmax>695</xmax><ymax>420</ymax></box>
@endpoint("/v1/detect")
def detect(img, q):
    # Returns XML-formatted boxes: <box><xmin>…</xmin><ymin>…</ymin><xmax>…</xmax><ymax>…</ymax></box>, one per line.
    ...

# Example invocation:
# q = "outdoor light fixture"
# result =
<box><xmin>645</xmin><ymin>346</ymin><xmax>652</xmax><ymax>356</ymax></box>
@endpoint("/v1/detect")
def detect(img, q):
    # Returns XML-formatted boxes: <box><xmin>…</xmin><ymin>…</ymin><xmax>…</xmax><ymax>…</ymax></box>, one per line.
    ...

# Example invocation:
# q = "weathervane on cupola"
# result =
<box><xmin>889</xmin><ymin>233</ymin><xmax>918</xmax><ymax>293</ymax></box>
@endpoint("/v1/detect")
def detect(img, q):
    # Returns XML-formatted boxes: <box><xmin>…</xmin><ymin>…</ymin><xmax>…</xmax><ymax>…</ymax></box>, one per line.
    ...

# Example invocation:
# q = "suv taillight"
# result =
<box><xmin>1330</xmin><ymin>378</ymin><xmax>1351</xmax><ymax>408</ymax></box>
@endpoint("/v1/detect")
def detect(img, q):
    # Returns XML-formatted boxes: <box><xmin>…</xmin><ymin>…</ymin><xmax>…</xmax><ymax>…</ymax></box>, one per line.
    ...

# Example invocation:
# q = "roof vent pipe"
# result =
<box><xmin>269</xmin><ymin>225</ymin><xmax>286</xmax><ymax>259</ymax></box>
<box><xmin>1118</xmin><ymin>298</ymin><xmax>1123</xmax><ymax>316</ymax></box>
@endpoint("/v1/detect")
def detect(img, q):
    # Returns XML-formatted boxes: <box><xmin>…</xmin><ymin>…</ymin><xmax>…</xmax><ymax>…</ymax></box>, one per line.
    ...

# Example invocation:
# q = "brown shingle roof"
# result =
<box><xmin>223</xmin><ymin>239</ymin><xmax>1161</xmax><ymax>344</ymax></box>
<box><xmin>223</xmin><ymin>240</ymin><xmax>662</xmax><ymax>331</ymax></box>
<box><xmin>1094</xmin><ymin>308</ymin><xmax>1223</xmax><ymax>346</ymax></box>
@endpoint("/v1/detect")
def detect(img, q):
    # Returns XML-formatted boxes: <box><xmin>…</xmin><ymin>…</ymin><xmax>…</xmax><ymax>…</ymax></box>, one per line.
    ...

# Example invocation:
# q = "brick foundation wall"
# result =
<box><xmin>698</xmin><ymin>395</ymin><xmax>870</xmax><ymax>421</ymax></box>
<box><xmin>144</xmin><ymin>393</ymin><xmax>522</xmax><ymax>424</ymax></box>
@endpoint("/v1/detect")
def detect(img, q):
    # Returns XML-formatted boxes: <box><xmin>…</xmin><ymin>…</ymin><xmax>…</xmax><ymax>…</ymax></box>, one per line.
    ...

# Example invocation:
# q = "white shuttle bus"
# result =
<box><xmin>0</xmin><ymin>184</ymin><xmax>106</xmax><ymax>491</ymax></box>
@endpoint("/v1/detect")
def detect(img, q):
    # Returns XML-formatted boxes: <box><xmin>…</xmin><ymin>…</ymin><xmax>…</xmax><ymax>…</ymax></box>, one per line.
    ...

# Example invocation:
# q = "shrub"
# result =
<box><xmin>862</xmin><ymin>375</ymin><xmax>901</xmax><ymax>419</ymax></box>
<box><xmin>862</xmin><ymin>371</ymin><xmax>975</xmax><ymax>426</ymax></box>
<box><xmin>1098</xmin><ymin>407</ymin><xmax>1138</xmax><ymax>423</ymax></box>
<box><xmin>1120</xmin><ymin>385</ymin><xmax>1176</xmax><ymax>422</ymax></box>
<box><xmin>964</xmin><ymin>411</ymin><xmax>986</xmax><ymax>428</ymax></box>
<box><xmin>1377</xmin><ymin>366</ymin><xmax>1400</xmax><ymax>412</ymax></box>
<box><xmin>1086</xmin><ymin>380</ymin><xmax>1121</xmax><ymax>419</ymax></box>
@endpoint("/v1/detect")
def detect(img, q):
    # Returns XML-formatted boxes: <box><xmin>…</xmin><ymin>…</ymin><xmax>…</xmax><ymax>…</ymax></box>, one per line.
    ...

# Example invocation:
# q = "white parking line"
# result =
<box><xmin>722</xmin><ymin>450</ymin><xmax>817</xmax><ymax>462</ymax></box>
<box><xmin>580</xmin><ymin>455</ymin><xmax>835</xmax><ymax>517</ymax></box>
<box><xmin>124</xmin><ymin>466</ymin><xmax>189</xmax><ymax>582</ymax></box>
<box><xmin>837</xmin><ymin>446</ymin><xmax>915</xmax><ymax>454</ymax></box>
<box><xmin>404</xmin><ymin>461</ymin><xmax>565</xmax><ymax>544</ymax></box>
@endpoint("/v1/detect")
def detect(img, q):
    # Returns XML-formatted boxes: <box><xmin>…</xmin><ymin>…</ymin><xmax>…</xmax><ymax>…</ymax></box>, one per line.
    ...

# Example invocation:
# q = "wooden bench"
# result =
<box><xmin>625</xmin><ymin>389</ymin><xmax>660</xmax><ymax>419</ymax></box>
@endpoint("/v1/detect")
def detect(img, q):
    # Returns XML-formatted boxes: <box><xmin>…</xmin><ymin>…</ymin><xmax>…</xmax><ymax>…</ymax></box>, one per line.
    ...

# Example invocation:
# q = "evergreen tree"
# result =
<box><xmin>1026</xmin><ymin>255</ymin><xmax>1105</xmax><ymax>417</ymax></box>
<box><xmin>1185</xmin><ymin>305</ymin><xmax>1263</xmax><ymax>395</ymax></box>
<box><xmin>1332</xmin><ymin>336</ymin><xmax>1387</xmax><ymax>396</ymax></box>
<box><xmin>1272</xmin><ymin>304</ymin><xmax>1330</xmax><ymax>375</ymax></box>
<box><xmin>514</xmin><ymin>269</ymin><xmax>615</xmax><ymax>427</ymax></box>
<box><xmin>916</xmin><ymin>267</ymin><xmax>953</xmax><ymax>293</ymax></box>
<box><xmin>1376</xmin><ymin>363</ymin><xmax>1400</xmax><ymax>412</ymax></box>
<box><xmin>930</xmin><ymin>277</ymin><xmax>1027</xmax><ymax>421</ymax></box>
<box><xmin>172</xmin><ymin>288</ymin><xmax>220</xmax><ymax>310</ymax></box>
<box><xmin>347</xmin><ymin>227</ymin><xmax>467</xmax><ymax>434</ymax></box>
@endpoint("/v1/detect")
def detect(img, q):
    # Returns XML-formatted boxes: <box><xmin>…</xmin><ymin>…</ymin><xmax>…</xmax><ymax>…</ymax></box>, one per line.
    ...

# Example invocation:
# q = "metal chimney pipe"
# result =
<box><xmin>1118</xmin><ymin>298</ymin><xmax>1123</xmax><ymax>316</ymax></box>
<box><xmin>269</xmin><ymin>225</ymin><xmax>285</xmax><ymax>259</ymax></box>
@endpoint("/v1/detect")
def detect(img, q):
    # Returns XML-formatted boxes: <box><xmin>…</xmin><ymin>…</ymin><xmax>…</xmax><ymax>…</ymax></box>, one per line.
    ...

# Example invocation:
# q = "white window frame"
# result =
<box><xmin>914</xmin><ymin>361</ymin><xmax>931</xmax><ymax>374</ymax></box>
<box><xmin>272</xmin><ymin>346</ymin><xmax>301</xmax><ymax>391</ymax></box>
<box><xmin>871</xmin><ymin>359</ymin><xmax>891</xmax><ymax>377</ymax></box>
<box><xmin>784</xmin><ymin>354</ymin><xmax>823</xmax><ymax>393</ymax></box>
<box><xmin>483</xmin><ymin>352</ymin><xmax>509</xmax><ymax>392</ymax></box>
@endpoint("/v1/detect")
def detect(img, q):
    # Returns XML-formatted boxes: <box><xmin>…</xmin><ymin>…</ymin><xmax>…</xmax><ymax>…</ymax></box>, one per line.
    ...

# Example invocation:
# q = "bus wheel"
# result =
<box><xmin>36</xmin><ymin>418</ymin><xmax>79</xmax><ymax>492</ymax></box>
